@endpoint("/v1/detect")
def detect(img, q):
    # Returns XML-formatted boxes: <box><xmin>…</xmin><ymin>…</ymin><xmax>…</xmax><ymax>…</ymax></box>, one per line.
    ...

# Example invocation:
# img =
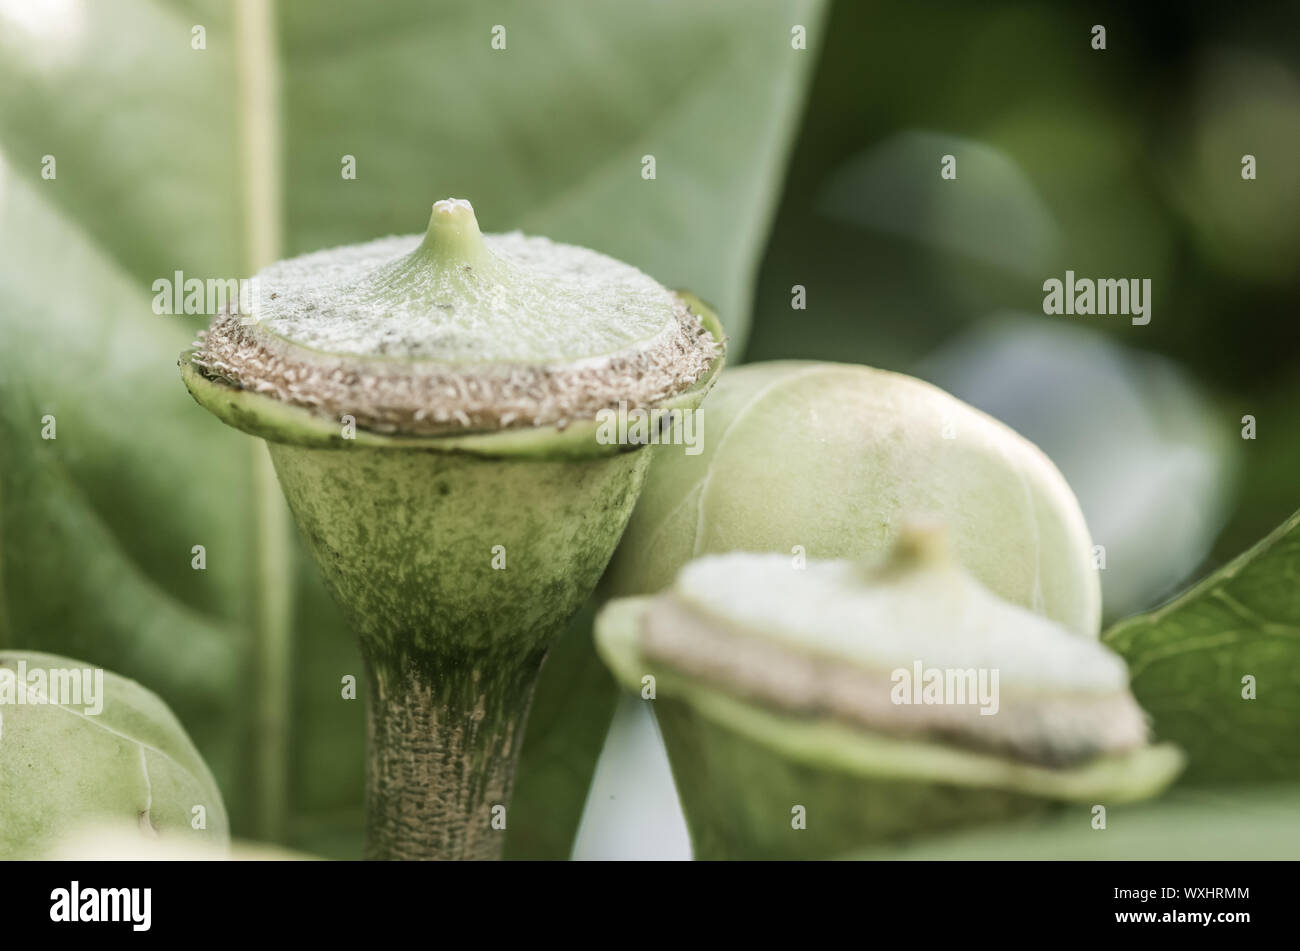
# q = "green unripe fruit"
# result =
<box><xmin>0</xmin><ymin>651</ymin><xmax>229</xmax><ymax>859</ymax></box>
<box><xmin>181</xmin><ymin>199</ymin><xmax>724</xmax><ymax>860</ymax></box>
<box><xmin>596</xmin><ymin>524</ymin><xmax>1181</xmax><ymax>860</ymax></box>
<box><xmin>606</xmin><ymin>361</ymin><xmax>1101</xmax><ymax>638</ymax></box>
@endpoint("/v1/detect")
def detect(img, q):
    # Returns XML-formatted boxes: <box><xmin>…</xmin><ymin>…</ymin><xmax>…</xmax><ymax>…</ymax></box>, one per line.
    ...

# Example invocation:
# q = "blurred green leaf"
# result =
<box><xmin>0</xmin><ymin>166</ymin><xmax>256</xmax><ymax>825</ymax></box>
<box><xmin>1212</xmin><ymin>375</ymin><xmax>1300</xmax><ymax>562</ymax></box>
<box><xmin>277</xmin><ymin>0</ymin><xmax>825</xmax><ymax>357</ymax></box>
<box><xmin>919</xmin><ymin>316</ymin><xmax>1238</xmax><ymax>621</ymax></box>
<box><xmin>819</xmin><ymin>131</ymin><xmax>1062</xmax><ymax>278</ymax></box>
<box><xmin>1103</xmin><ymin>509</ymin><xmax>1300</xmax><ymax>785</ymax></box>
<box><xmin>1168</xmin><ymin>49</ymin><xmax>1300</xmax><ymax>284</ymax></box>
<box><xmin>855</xmin><ymin>784</ymin><xmax>1300</xmax><ymax>860</ymax></box>
<box><xmin>1</xmin><ymin>0</ymin><xmax>823</xmax><ymax>859</ymax></box>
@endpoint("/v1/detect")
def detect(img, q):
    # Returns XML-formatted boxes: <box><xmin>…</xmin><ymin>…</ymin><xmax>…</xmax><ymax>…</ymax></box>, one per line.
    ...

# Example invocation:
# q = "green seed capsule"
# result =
<box><xmin>180</xmin><ymin>199</ymin><xmax>725</xmax><ymax>860</ymax></box>
<box><xmin>605</xmin><ymin>360</ymin><xmax>1102</xmax><ymax>638</ymax></box>
<box><xmin>596</xmin><ymin>523</ymin><xmax>1182</xmax><ymax>860</ymax></box>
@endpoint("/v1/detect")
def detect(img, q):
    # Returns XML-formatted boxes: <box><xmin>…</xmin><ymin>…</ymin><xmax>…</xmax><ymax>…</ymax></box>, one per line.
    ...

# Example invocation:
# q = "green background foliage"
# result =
<box><xmin>1105</xmin><ymin>511</ymin><xmax>1300</xmax><ymax>786</ymax></box>
<box><xmin>0</xmin><ymin>0</ymin><xmax>822</xmax><ymax>857</ymax></box>
<box><xmin>2</xmin><ymin>0</ymin><xmax>1297</xmax><ymax>859</ymax></box>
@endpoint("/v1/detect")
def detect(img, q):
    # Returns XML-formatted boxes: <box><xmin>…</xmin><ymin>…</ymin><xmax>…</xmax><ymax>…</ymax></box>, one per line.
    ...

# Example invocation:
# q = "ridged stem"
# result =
<box><xmin>364</xmin><ymin>647</ymin><xmax>543</xmax><ymax>860</ymax></box>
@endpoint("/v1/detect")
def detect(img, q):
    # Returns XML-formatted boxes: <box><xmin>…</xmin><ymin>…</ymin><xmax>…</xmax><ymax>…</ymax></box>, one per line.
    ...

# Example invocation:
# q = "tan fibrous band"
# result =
<box><xmin>190</xmin><ymin>298</ymin><xmax>721</xmax><ymax>436</ymax></box>
<box><xmin>640</xmin><ymin>598</ymin><xmax>1150</xmax><ymax>770</ymax></box>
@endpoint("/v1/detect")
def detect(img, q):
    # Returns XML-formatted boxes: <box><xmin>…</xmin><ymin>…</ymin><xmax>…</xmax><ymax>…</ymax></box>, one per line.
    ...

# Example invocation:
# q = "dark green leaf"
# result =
<box><xmin>1104</xmin><ymin>509</ymin><xmax>1300</xmax><ymax>785</ymax></box>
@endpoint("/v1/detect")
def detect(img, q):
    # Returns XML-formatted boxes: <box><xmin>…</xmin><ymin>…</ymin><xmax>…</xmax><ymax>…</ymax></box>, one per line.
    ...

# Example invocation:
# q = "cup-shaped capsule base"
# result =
<box><xmin>268</xmin><ymin>442</ymin><xmax>650</xmax><ymax>860</ymax></box>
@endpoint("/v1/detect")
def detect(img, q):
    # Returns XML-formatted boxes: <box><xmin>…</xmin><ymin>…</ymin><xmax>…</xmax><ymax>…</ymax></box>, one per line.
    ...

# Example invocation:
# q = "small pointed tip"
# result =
<box><xmin>419</xmin><ymin>198</ymin><xmax>486</xmax><ymax>261</ymax></box>
<box><xmin>859</xmin><ymin>516</ymin><xmax>952</xmax><ymax>581</ymax></box>
<box><xmin>891</xmin><ymin>516</ymin><xmax>951</xmax><ymax>566</ymax></box>
<box><xmin>431</xmin><ymin>197</ymin><xmax>477</xmax><ymax>223</ymax></box>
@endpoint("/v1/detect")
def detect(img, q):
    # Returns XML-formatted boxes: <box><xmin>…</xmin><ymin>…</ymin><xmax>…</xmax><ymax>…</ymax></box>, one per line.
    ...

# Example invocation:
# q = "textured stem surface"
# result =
<box><xmin>365</xmin><ymin>650</ymin><xmax>541</xmax><ymax>861</ymax></box>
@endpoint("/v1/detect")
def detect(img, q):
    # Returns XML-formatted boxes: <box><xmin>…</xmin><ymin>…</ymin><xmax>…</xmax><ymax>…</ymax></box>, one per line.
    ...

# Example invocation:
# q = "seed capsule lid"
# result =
<box><xmin>250</xmin><ymin>198</ymin><xmax>684</xmax><ymax>363</ymax></box>
<box><xmin>669</xmin><ymin>526</ymin><xmax>1125</xmax><ymax>694</ymax></box>
<box><xmin>183</xmin><ymin>199</ymin><xmax>724</xmax><ymax>450</ymax></box>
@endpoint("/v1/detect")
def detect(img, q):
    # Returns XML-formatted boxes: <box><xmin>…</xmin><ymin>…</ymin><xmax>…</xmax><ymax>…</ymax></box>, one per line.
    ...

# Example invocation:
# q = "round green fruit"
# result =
<box><xmin>605</xmin><ymin>360</ymin><xmax>1101</xmax><ymax>637</ymax></box>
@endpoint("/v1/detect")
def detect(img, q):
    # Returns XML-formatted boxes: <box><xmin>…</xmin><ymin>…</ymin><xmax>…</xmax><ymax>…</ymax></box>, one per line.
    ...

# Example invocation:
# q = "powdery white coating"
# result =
<box><xmin>251</xmin><ymin>231</ymin><xmax>681</xmax><ymax>363</ymax></box>
<box><xmin>191</xmin><ymin>201</ymin><xmax>722</xmax><ymax>435</ymax></box>
<box><xmin>671</xmin><ymin>552</ymin><xmax>1129</xmax><ymax>693</ymax></box>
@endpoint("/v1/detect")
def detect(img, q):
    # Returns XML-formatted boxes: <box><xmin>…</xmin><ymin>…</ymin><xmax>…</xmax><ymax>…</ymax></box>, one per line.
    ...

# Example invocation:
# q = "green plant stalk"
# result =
<box><xmin>234</xmin><ymin>0</ymin><xmax>290</xmax><ymax>845</ymax></box>
<box><xmin>267</xmin><ymin>442</ymin><xmax>650</xmax><ymax>859</ymax></box>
